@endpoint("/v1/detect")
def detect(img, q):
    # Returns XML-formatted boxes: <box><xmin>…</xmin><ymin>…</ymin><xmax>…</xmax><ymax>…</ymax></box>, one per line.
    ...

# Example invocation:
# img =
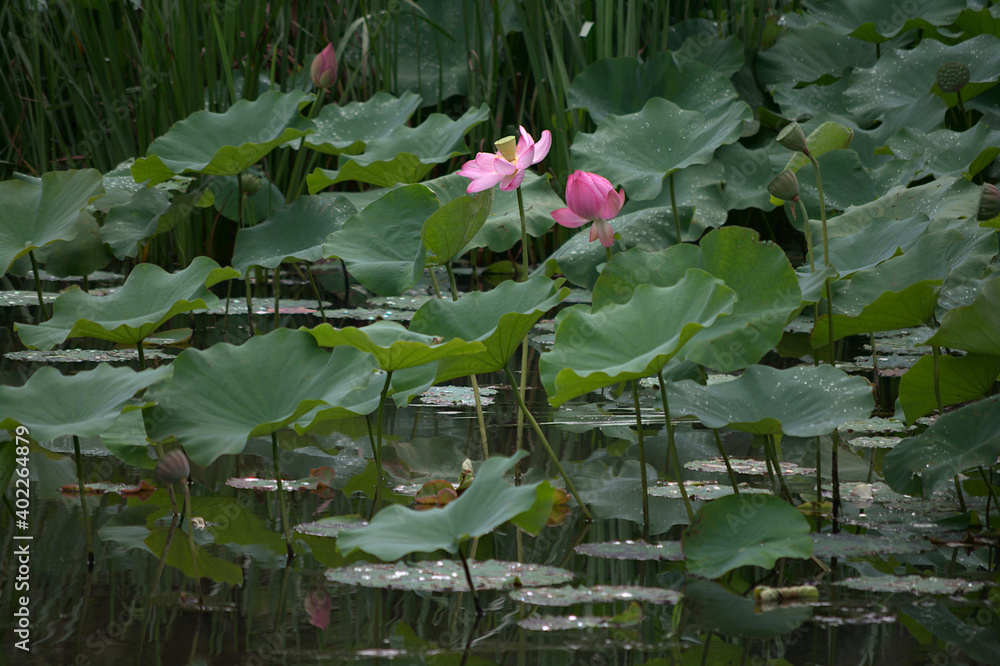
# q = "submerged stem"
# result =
<box><xmin>182</xmin><ymin>480</ymin><xmax>205</xmax><ymax>605</ymax></box>
<box><xmin>72</xmin><ymin>436</ymin><xmax>94</xmax><ymax>568</ymax></box>
<box><xmin>28</xmin><ymin>250</ymin><xmax>49</xmax><ymax>322</ymax></box>
<box><xmin>711</xmin><ymin>429</ymin><xmax>739</xmax><ymax>494</ymax></box>
<box><xmin>305</xmin><ymin>264</ymin><xmax>326</xmax><ymax>320</ymax></box>
<box><xmin>271</xmin><ymin>432</ymin><xmax>294</xmax><ymax>558</ymax></box>
<box><xmin>631</xmin><ymin>381</ymin><xmax>651</xmax><ymax>540</ymax></box>
<box><xmin>503</xmin><ymin>366</ymin><xmax>591</xmax><ymax>520</ymax></box>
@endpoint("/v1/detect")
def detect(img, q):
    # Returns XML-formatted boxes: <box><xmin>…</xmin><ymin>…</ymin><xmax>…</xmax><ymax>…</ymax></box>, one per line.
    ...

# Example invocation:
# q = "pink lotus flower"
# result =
<box><xmin>311</xmin><ymin>44</ymin><xmax>337</xmax><ymax>90</ymax></box>
<box><xmin>457</xmin><ymin>126</ymin><xmax>552</xmax><ymax>193</ymax></box>
<box><xmin>551</xmin><ymin>171</ymin><xmax>625</xmax><ymax>247</ymax></box>
<box><xmin>305</xmin><ymin>589</ymin><xmax>331</xmax><ymax>629</ymax></box>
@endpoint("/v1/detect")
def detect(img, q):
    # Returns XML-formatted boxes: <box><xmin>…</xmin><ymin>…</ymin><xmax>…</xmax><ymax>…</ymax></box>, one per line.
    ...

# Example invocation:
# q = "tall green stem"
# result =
<box><xmin>631</xmin><ymin>381</ymin><xmax>650</xmax><ymax>539</ymax></box>
<box><xmin>795</xmin><ymin>199</ymin><xmax>815</xmax><ymax>272</ymax></box>
<box><xmin>514</xmin><ymin>186</ymin><xmax>530</xmax><ymax>478</ymax></box>
<box><xmin>28</xmin><ymin>250</ymin><xmax>49</xmax><ymax>322</ymax></box>
<box><xmin>445</xmin><ymin>261</ymin><xmax>459</xmax><ymax>300</ymax></box>
<box><xmin>442</xmin><ymin>265</ymin><xmax>489</xmax><ymax>458</ymax></box>
<box><xmin>503</xmin><ymin>367</ymin><xmax>591</xmax><ymax>520</ymax></box>
<box><xmin>271</xmin><ymin>432</ymin><xmax>294</xmax><ymax>558</ymax></box>
<box><xmin>516</xmin><ymin>185</ymin><xmax>529</xmax><ymax>279</ymax></box>
<box><xmin>711</xmin><ymin>429</ymin><xmax>739</xmax><ymax>494</ymax></box>
<box><xmin>273</xmin><ymin>267</ymin><xmax>280</xmax><ymax>329</ymax></box>
<box><xmin>371</xmin><ymin>371</ymin><xmax>393</xmax><ymax>515</ymax></box>
<box><xmin>72</xmin><ymin>436</ymin><xmax>94</xmax><ymax>568</ymax></box>
<box><xmin>657</xmin><ymin>371</ymin><xmax>694</xmax><ymax>522</ymax></box>
<box><xmin>136</xmin><ymin>342</ymin><xmax>146</xmax><ymax>371</ymax></box>
<box><xmin>305</xmin><ymin>264</ymin><xmax>326</xmax><ymax>320</ymax></box>
<box><xmin>669</xmin><ymin>172</ymin><xmax>682</xmax><ymax>244</ymax></box>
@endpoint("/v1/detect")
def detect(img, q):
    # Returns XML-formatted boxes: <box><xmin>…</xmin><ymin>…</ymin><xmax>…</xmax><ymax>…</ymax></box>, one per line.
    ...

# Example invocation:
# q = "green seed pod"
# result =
<box><xmin>767</xmin><ymin>169</ymin><xmax>800</xmax><ymax>201</ymax></box>
<box><xmin>936</xmin><ymin>61</ymin><xmax>970</xmax><ymax>94</ymax></box>
<box><xmin>977</xmin><ymin>183</ymin><xmax>1000</xmax><ymax>222</ymax></box>
<box><xmin>776</xmin><ymin>122</ymin><xmax>807</xmax><ymax>153</ymax></box>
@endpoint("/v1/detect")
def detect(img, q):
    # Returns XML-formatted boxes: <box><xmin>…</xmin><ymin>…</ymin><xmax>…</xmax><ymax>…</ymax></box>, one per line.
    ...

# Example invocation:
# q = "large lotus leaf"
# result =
<box><xmin>793</xmin><ymin>150</ymin><xmax>896</xmax><ymax>216</ymax></box>
<box><xmin>567</xmin><ymin>52</ymin><xmax>740</xmax><ymax>124</ymax></box>
<box><xmin>421</xmin><ymin>189</ymin><xmax>493</xmax><ymax>266</ymax></box>
<box><xmin>100</xmin><ymin>187</ymin><xmax>175</xmax><ymax>259</ymax></box>
<box><xmin>306</xmin><ymin>105</ymin><xmax>488</xmax><ymax>190</ymax></box>
<box><xmin>804</xmin><ymin>0</ymin><xmax>968</xmax><ymax>42</ymax></box>
<box><xmin>539</xmin><ymin>269</ymin><xmax>737</xmax><ymax>406</ymax></box>
<box><xmin>821</xmin><ymin>213</ymin><xmax>931</xmax><ymax>276</ymax></box>
<box><xmin>544</xmin><ymin>162</ymin><xmax>730</xmax><ymax>288</ymax></box>
<box><xmin>845</xmin><ymin>34</ymin><xmax>1000</xmax><ymax>119</ymax></box>
<box><xmin>302</xmin><ymin>320</ymin><xmax>485</xmax><ymax>372</ymax></box>
<box><xmin>35</xmin><ymin>212</ymin><xmax>112</xmax><ymax>278</ymax></box>
<box><xmin>336</xmin><ymin>452</ymin><xmax>554</xmax><ymax>560</ymax></box>
<box><xmin>885</xmin><ymin>396</ymin><xmax>1000</xmax><ymax>497</ymax></box>
<box><xmin>131</xmin><ymin>90</ymin><xmax>315</xmax><ymax>185</ymax></box>
<box><xmin>672</xmin><ymin>32</ymin><xmax>744</xmax><ymax>77</ymax></box>
<box><xmin>231</xmin><ymin>196</ymin><xmax>357</xmax><ymax>276</ymax></box>
<box><xmin>713</xmin><ymin>142</ymin><xmax>786</xmax><ymax>213</ymax></box>
<box><xmin>825</xmin><ymin>176</ymin><xmax>980</xmax><ymax>239</ymax></box>
<box><xmin>898</xmin><ymin>353</ymin><xmax>1000</xmax><ymax>423</ymax></box>
<box><xmin>145</xmin><ymin>329</ymin><xmax>381</xmax><ymax>466</ymax></box>
<box><xmin>685</xmin><ymin>581</ymin><xmax>810</xmax><ymax>639</ymax></box>
<box><xmin>664</xmin><ymin>364</ymin><xmax>874</xmax><ymax>437</ymax></box>
<box><xmin>0</xmin><ymin>364</ymin><xmax>170</xmax><ymax>442</ymax></box>
<box><xmin>15</xmin><ymin>257</ymin><xmax>238</xmax><ymax>350</ymax></box>
<box><xmin>302</xmin><ymin>91</ymin><xmax>422</xmax><ymax>155</ymax></box>
<box><xmin>592</xmin><ymin>228</ymin><xmax>801</xmax><ymax>372</ymax></box>
<box><xmin>756</xmin><ymin>22</ymin><xmax>876</xmax><ymax>89</ymax></box>
<box><xmin>927</xmin><ymin>276</ymin><xmax>1000</xmax><ymax>355</ymax></box>
<box><xmin>0</xmin><ymin>169</ymin><xmax>105</xmax><ymax>275</ymax></box>
<box><xmin>683</xmin><ymin>494</ymin><xmax>812</xmax><ymax>579</ymax></box>
<box><xmin>208</xmin><ymin>173</ymin><xmax>285</xmax><ymax>223</ymax></box>
<box><xmin>886</xmin><ymin>124</ymin><xmax>1000</xmax><ymax>180</ymax></box>
<box><xmin>320</xmin><ymin>184</ymin><xmax>437</xmax><ymax>295</ymax></box>
<box><xmin>572</xmin><ymin>97</ymin><xmax>752</xmax><ymax>201</ymax></box>
<box><xmin>409</xmin><ymin>276</ymin><xmax>568</xmax><ymax>382</ymax></box>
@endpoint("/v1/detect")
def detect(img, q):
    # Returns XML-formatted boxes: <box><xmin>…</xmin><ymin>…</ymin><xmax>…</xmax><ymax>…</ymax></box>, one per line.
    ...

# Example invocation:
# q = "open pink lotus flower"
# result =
<box><xmin>457</xmin><ymin>126</ymin><xmax>552</xmax><ymax>193</ymax></box>
<box><xmin>551</xmin><ymin>171</ymin><xmax>625</xmax><ymax>247</ymax></box>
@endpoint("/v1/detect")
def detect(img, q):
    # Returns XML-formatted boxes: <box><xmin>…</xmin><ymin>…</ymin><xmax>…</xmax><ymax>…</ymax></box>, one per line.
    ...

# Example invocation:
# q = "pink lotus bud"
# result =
<box><xmin>311</xmin><ymin>44</ymin><xmax>337</xmax><ymax>90</ymax></box>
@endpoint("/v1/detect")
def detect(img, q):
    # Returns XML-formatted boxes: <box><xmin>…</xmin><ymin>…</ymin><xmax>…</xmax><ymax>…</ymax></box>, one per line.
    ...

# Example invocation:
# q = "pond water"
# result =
<box><xmin>1</xmin><ymin>273</ymin><xmax>998</xmax><ymax>665</ymax></box>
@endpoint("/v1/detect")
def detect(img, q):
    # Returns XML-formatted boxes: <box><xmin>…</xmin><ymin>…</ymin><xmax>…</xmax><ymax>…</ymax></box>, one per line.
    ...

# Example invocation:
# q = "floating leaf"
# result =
<box><xmin>295</xmin><ymin>516</ymin><xmax>368</xmax><ymax>538</ymax></box>
<box><xmin>325</xmin><ymin>560</ymin><xmax>572</xmax><ymax>592</ymax></box>
<box><xmin>60</xmin><ymin>479</ymin><xmax>156</xmax><ymax>497</ymax></box>
<box><xmin>0</xmin><ymin>364</ymin><xmax>169</xmax><ymax>442</ymax></box>
<box><xmin>145</xmin><ymin>329</ymin><xmax>382</xmax><ymax>466</ymax></box>
<box><xmin>811</xmin><ymin>533</ymin><xmax>933</xmax><ymax>559</ymax></box>
<box><xmin>571</xmin><ymin>97</ymin><xmax>751</xmax><ymax>201</ymax></box>
<box><xmin>540</xmin><ymin>269</ymin><xmax>737</xmax><ymax>406</ymax></box>
<box><xmin>335</xmin><ymin>452</ymin><xmax>555</xmax><ymax>560</ymax></box>
<box><xmin>131</xmin><ymin>90</ymin><xmax>315</xmax><ymax>185</ymax></box>
<box><xmin>15</xmin><ymin>256</ymin><xmax>239</xmax><ymax>350</ymax></box>
<box><xmin>510</xmin><ymin>585</ymin><xmax>681</xmax><ymax>606</ymax></box>
<box><xmin>684</xmin><ymin>458</ymin><xmax>816</xmax><ymax>476</ymax></box>
<box><xmin>884</xmin><ymin>396</ymin><xmax>1000</xmax><ymax>497</ymax></box>
<box><xmin>836</xmin><ymin>576</ymin><xmax>987</xmax><ymax>595</ymax></box>
<box><xmin>574</xmin><ymin>541</ymin><xmax>684</xmax><ymax>562</ymax></box>
<box><xmin>0</xmin><ymin>169</ymin><xmax>105</xmax><ymax>275</ymax></box>
<box><xmin>665</xmin><ymin>365</ymin><xmax>874</xmax><ymax>437</ymax></box>
<box><xmin>683</xmin><ymin>494</ymin><xmax>813</xmax><ymax>579</ymax></box>
<box><xmin>649</xmin><ymin>482</ymin><xmax>771</xmax><ymax>501</ymax></box>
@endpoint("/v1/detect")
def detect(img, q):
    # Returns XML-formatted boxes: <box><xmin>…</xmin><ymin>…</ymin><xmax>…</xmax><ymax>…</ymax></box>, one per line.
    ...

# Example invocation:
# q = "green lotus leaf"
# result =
<box><xmin>682</xmin><ymin>494</ymin><xmax>813</xmax><ymax>579</ymax></box>
<box><xmin>898</xmin><ymin>353</ymin><xmax>1000</xmax><ymax>423</ymax></box>
<box><xmin>591</xmin><ymin>227</ymin><xmax>801</xmax><ymax>372</ymax></box>
<box><xmin>804</xmin><ymin>0</ymin><xmax>968</xmax><ymax>42</ymax></box>
<box><xmin>15</xmin><ymin>256</ymin><xmax>239</xmax><ymax>350</ymax></box>
<box><xmin>99</xmin><ymin>187</ymin><xmax>174</xmax><ymax>260</ymax></box>
<box><xmin>664</xmin><ymin>364</ymin><xmax>874</xmax><ymax>437</ymax></box>
<box><xmin>306</xmin><ymin>105</ymin><xmax>488</xmax><ymax>190</ymax></box>
<box><xmin>0</xmin><ymin>169</ymin><xmax>105</xmax><ymax>275</ymax></box>
<box><xmin>145</xmin><ymin>329</ymin><xmax>382</xmax><ymax>466</ymax></box>
<box><xmin>302</xmin><ymin>91</ymin><xmax>422</xmax><ymax>155</ymax></box>
<box><xmin>409</xmin><ymin>275</ymin><xmax>568</xmax><ymax>382</ymax></box>
<box><xmin>567</xmin><ymin>52</ymin><xmax>740</xmax><ymax>124</ymax></box>
<box><xmin>326</xmin><ymin>560</ymin><xmax>572</xmax><ymax>592</ymax></box>
<box><xmin>884</xmin><ymin>396</ymin><xmax>1000</xmax><ymax>497</ymax></box>
<box><xmin>303</xmin><ymin>319</ymin><xmax>484</xmax><ymax>372</ymax></box>
<box><xmin>713</xmin><ymin>142</ymin><xmax>786</xmax><ymax>213</ymax></box>
<box><xmin>336</xmin><ymin>452</ymin><xmax>555</xmax><ymax>561</ymax></box>
<box><xmin>320</xmin><ymin>184</ymin><xmax>437</xmax><ymax>295</ymax></box>
<box><xmin>540</xmin><ymin>269</ymin><xmax>737</xmax><ymax>406</ymax></box>
<box><xmin>0</xmin><ymin>364</ymin><xmax>170</xmax><ymax>442</ymax></box>
<box><xmin>421</xmin><ymin>189</ymin><xmax>493</xmax><ymax>266</ymax></box>
<box><xmin>544</xmin><ymin>162</ymin><xmax>730</xmax><ymax>288</ymax></box>
<box><xmin>231</xmin><ymin>195</ymin><xmax>357</xmax><ymax>277</ymax></box>
<box><xmin>845</xmin><ymin>34</ymin><xmax>1000</xmax><ymax>119</ymax></box>
<box><xmin>927</xmin><ymin>276</ymin><xmax>1000</xmax><ymax>355</ymax></box>
<box><xmin>673</xmin><ymin>33</ymin><xmax>744</xmax><ymax>77</ymax></box>
<box><xmin>757</xmin><ymin>22</ymin><xmax>876</xmax><ymax>89</ymax></box>
<box><xmin>571</xmin><ymin>97</ymin><xmax>752</xmax><ymax>201</ymax></box>
<box><xmin>131</xmin><ymin>90</ymin><xmax>316</xmax><ymax>185</ymax></box>
<box><xmin>685</xmin><ymin>581</ymin><xmax>810</xmax><ymax>639</ymax></box>
<box><xmin>821</xmin><ymin>213</ymin><xmax>931</xmax><ymax>276</ymax></box>
<box><xmin>35</xmin><ymin>212</ymin><xmax>112</xmax><ymax>278</ymax></box>
<box><xmin>208</xmin><ymin>173</ymin><xmax>285</xmax><ymax>223</ymax></box>
<box><xmin>886</xmin><ymin>124</ymin><xmax>1000</xmax><ymax>180</ymax></box>
<box><xmin>793</xmin><ymin>150</ymin><xmax>895</xmax><ymax>216</ymax></box>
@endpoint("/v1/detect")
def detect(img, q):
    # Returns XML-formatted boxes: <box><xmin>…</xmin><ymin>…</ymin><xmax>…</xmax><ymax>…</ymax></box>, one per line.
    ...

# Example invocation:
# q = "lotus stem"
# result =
<box><xmin>806</xmin><ymin>154</ymin><xmax>829</xmax><ymax>267</ymax></box>
<box><xmin>457</xmin><ymin>543</ymin><xmax>482</xmax><ymax>616</ymax></box>
<box><xmin>305</xmin><ymin>264</ymin><xmax>326</xmax><ymax>320</ymax></box>
<box><xmin>657</xmin><ymin>371</ymin><xmax>694</xmax><ymax>522</ymax></box>
<box><xmin>503</xmin><ymin>366</ymin><xmax>592</xmax><ymax>520</ymax></box>
<box><xmin>831</xmin><ymin>429</ymin><xmax>841</xmax><ymax>534</ymax></box>
<box><xmin>28</xmin><ymin>250</ymin><xmax>49</xmax><ymax>322</ymax></box>
<box><xmin>286</xmin><ymin>92</ymin><xmax>325</xmax><ymax>202</ymax></box>
<box><xmin>340</xmin><ymin>258</ymin><xmax>351</xmax><ymax>307</ymax></box>
<box><xmin>182</xmin><ymin>478</ymin><xmax>205</xmax><ymax>604</ymax></box>
<box><xmin>932</xmin><ymin>345</ymin><xmax>945</xmax><ymax>415</ymax></box>
<box><xmin>271</xmin><ymin>432</ymin><xmax>294</xmax><ymax>558</ymax></box>
<box><xmin>72</xmin><ymin>436</ymin><xmax>94</xmax><ymax>568</ymax></box>
<box><xmin>605</xmin><ymin>246</ymin><xmax>614</xmax><ymax>264</ymax></box>
<box><xmin>796</xmin><ymin>199</ymin><xmax>815</xmax><ymax>273</ymax></box>
<box><xmin>445</xmin><ymin>261</ymin><xmax>459</xmax><ymax>300</ymax></box>
<box><xmin>712</xmin><ymin>428</ymin><xmax>739</xmax><ymax>494</ymax></box>
<box><xmin>515</xmin><ymin>341</ymin><xmax>529</xmax><ymax>482</ymax></box>
<box><xmin>669</xmin><ymin>172</ymin><xmax>682</xmax><ymax>244</ymax></box>
<box><xmin>631</xmin><ymin>381</ymin><xmax>651</xmax><ymax>540</ymax></box>
<box><xmin>273</xmin><ymin>267</ymin><xmax>280</xmax><ymax>330</ymax></box>
<box><xmin>956</xmin><ymin>89</ymin><xmax>969</xmax><ymax>130</ymax></box>
<box><xmin>516</xmin><ymin>186</ymin><xmax>528</xmax><ymax>280</ymax></box>
<box><xmin>979</xmin><ymin>466</ymin><xmax>1000</xmax><ymax>525</ymax></box>
<box><xmin>223</xmin><ymin>278</ymin><xmax>233</xmax><ymax>341</ymax></box>
<box><xmin>765</xmin><ymin>434</ymin><xmax>792</xmax><ymax>501</ymax></box>
<box><xmin>371</xmin><ymin>370</ymin><xmax>393</xmax><ymax>515</ymax></box>
<box><xmin>136</xmin><ymin>342</ymin><xmax>146</xmax><ymax>371</ymax></box>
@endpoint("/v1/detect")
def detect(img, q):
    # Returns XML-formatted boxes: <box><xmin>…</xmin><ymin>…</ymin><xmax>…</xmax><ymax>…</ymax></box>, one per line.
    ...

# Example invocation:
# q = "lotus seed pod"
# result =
<box><xmin>767</xmin><ymin>170</ymin><xmax>800</xmax><ymax>201</ymax></box>
<box><xmin>240</xmin><ymin>173</ymin><xmax>261</xmax><ymax>196</ymax></box>
<box><xmin>494</xmin><ymin>135</ymin><xmax>517</xmax><ymax>162</ymax></box>
<box><xmin>156</xmin><ymin>449</ymin><xmax>191</xmax><ymax>484</ymax></box>
<box><xmin>776</xmin><ymin>122</ymin><xmax>807</xmax><ymax>153</ymax></box>
<box><xmin>978</xmin><ymin>183</ymin><xmax>1000</xmax><ymax>221</ymax></box>
<box><xmin>936</xmin><ymin>61</ymin><xmax>970</xmax><ymax>93</ymax></box>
